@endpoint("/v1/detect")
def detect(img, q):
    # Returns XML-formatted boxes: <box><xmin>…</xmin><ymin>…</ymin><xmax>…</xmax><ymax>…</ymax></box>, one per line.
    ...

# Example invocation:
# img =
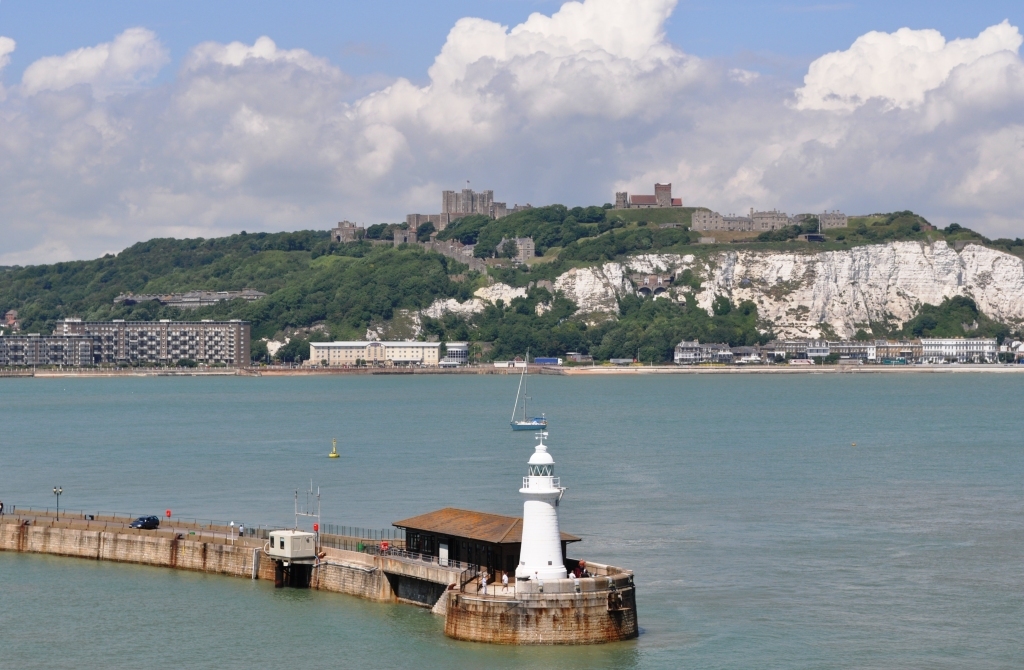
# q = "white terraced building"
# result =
<box><xmin>308</xmin><ymin>341</ymin><xmax>441</xmax><ymax>367</ymax></box>
<box><xmin>921</xmin><ymin>338</ymin><xmax>997</xmax><ymax>363</ymax></box>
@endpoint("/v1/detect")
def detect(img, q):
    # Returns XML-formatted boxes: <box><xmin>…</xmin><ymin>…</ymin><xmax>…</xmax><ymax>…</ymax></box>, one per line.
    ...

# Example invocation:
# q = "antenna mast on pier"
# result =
<box><xmin>295</xmin><ymin>480</ymin><xmax>321</xmax><ymax>532</ymax></box>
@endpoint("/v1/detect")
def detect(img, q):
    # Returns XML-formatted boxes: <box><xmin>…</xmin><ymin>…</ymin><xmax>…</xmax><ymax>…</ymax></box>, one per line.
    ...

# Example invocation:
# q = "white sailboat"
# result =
<box><xmin>511</xmin><ymin>353</ymin><xmax>548</xmax><ymax>431</ymax></box>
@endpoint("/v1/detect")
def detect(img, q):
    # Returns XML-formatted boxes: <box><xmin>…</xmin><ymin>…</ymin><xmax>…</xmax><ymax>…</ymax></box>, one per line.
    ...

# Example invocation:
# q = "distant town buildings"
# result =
<box><xmin>673</xmin><ymin>341</ymin><xmax>732</xmax><ymax>364</ymax></box>
<box><xmin>673</xmin><ymin>336</ymin><xmax>999</xmax><ymax>365</ymax></box>
<box><xmin>0</xmin><ymin>319</ymin><xmax>250</xmax><ymax>367</ymax></box>
<box><xmin>692</xmin><ymin>208</ymin><xmax>848</xmax><ymax>232</ymax></box>
<box><xmin>407</xmin><ymin>187</ymin><xmax>530</xmax><ymax>231</ymax></box>
<box><xmin>3</xmin><ymin>310</ymin><xmax>19</xmax><ymax>331</ymax></box>
<box><xmin>113</xmin><ymin>289</ymin><xmax>266</xmax><ymax>309</ymax></box>
<box><xmin>614</xmin><ymin>183</ymin><xmax>683</xmax><ymax>209</ymax></box>
<box><xmin>308</xmin><ymin>340</ymin><xmax>441</xmax><ymax>367</ymax></box>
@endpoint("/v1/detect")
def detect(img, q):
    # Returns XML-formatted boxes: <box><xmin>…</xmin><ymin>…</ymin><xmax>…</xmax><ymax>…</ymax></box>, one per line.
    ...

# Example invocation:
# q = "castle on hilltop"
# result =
<box><xmin>614</xmin><ymin>183</ymin><xmax>683</xmax><ymax>209</ymax></box>
<box><xmin>407</xmin><ymin>187</ymin><xmax>531</xmax><ymax>231</ymax></box>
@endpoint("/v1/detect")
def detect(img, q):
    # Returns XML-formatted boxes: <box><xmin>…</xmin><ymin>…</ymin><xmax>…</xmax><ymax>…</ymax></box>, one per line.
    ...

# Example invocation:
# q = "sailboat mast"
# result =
<box><xmin>512</xmin><ymin>365</ymin><xmax>525</xmax><ymax>422</ymax></box>
<box><xmin>523</xmin><ymin>365</ymin><xmax>527</xmax><ymax>420</ymax></box>
<box><xmin>523</xmin><ymin>351</ymin><xmax>528</xmax><ymax>420</ymax></box>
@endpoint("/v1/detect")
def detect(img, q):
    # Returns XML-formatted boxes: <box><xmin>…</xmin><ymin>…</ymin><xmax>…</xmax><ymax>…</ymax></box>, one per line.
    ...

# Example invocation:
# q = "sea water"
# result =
<box><xmin>0</xmin><ymin>374</ymin><xmax>1021</xmax><ymax>669</ymax></box>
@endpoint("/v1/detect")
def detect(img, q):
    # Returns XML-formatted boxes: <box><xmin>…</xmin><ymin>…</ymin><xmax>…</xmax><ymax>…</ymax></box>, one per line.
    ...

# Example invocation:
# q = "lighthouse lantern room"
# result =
<box><xmin>515</xmin><ymin>432</ymin><xmax>568</xmax><ymax>581</ymax></box>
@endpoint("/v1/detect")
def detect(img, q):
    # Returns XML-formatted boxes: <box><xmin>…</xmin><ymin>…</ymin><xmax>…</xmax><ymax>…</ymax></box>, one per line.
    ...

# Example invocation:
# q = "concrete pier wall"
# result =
<box><xmin>0</xmin><ymin>522</ymin><xmax>275</xmax><ymax>580</ymax></box>
<box><xmin>311</xmin><ymin>548</ymin><xmax>392</xmax><ymax>601</ymax></box>
<box><xmin>444</xmin><ymin>567</ymin><xmax>639</xmax><ymax>644</ymax></box>
<box><xmin>0</xmin><ymin>523</ymin><xmax>394</xmax><ymax>604</ymax></box>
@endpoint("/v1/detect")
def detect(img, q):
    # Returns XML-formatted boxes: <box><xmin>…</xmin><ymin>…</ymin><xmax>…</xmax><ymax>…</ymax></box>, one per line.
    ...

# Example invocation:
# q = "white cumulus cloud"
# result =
<box><xmin>355</xmin><ymin>0</ymin><xmax>699</xmax><ymax>147</ymax></box>
<box><xmin>1</xmin><ymin>4</ymin><xmax>1024</xmax><ymax>266</ymax></box>
<box><xmin>184</xmin><ymin>35</ymin><xmax>336</xmax><ymax>74</ymax></box>
<box><xmin>0</xmin><ymin>36</ymin><xmax>15</xmax><ymax>71</ymax></box>
<box><xmin>795</xmin><ymin>20</ymin><xmax>1023</xmax><ymax>110</ymax></box>
<box><xmin>21</xmin><ymin>27</ymin><xmax>169</xmax><ymax>97</ymax></box>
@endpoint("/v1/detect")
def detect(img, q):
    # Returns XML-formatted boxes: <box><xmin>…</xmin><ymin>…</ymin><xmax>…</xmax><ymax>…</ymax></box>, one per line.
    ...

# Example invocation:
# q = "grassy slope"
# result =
<box><xmin>606</xmin><ymin>207</ymin><xmax>696</xmax><ymax>226</ymax></box>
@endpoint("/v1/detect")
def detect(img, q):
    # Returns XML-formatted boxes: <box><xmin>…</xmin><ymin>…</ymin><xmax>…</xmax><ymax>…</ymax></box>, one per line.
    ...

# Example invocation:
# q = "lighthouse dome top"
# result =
<box><xmin>527</xmin><ymin>432</ymin><xmax>555</xmax><ymax>466</ymax></box>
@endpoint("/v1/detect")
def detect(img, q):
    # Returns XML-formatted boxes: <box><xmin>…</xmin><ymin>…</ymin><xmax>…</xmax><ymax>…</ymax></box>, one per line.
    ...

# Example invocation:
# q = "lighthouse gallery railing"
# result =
<box><xmin>522</xmin><ymin>476</ymin><xmax>560</xmax><ymax>489</ymax></box>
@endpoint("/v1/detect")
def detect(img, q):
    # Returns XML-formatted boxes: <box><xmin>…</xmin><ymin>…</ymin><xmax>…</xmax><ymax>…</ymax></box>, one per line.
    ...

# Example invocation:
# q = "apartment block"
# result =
<box><xmin>308</xmin><ymin>341</ymin><xmax>441</xmax><ymax>367</ymax></box>
<box><xmin>53</xmin><ymin>319</ymin><xmax>250</xmax><ymax>366</ymax></box>
<box><xmin>0</xmin><ymin>334</ymin><xmax>97</xmax><ymax>366</ymax></box>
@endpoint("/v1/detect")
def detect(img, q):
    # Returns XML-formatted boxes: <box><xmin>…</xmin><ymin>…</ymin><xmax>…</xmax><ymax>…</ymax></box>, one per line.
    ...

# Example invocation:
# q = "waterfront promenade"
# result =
<box><xmin>4</xmin><ymin>363</ymin><xmax>1024</xmax><ymax>378</ymax></box>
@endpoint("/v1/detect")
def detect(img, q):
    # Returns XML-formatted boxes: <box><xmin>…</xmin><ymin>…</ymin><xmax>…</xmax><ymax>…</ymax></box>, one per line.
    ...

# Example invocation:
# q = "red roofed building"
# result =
<box><xmin>614</xmin><ymin>183</ymin><xmax>683</xmax><ymax>209</ymax></box>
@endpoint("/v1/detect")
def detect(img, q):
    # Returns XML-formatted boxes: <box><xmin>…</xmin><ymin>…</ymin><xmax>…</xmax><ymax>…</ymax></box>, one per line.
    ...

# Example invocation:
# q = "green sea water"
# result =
<box><xmin>1</xmin><ymin>374</ymin><xmax>1022</xmax><ymax>668</ymax></box>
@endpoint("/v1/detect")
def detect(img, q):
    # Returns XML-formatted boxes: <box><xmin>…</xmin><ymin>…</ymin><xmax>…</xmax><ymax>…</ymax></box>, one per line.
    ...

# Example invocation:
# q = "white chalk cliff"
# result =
<box><xmin>426</xmin><ymin>242</ymin><xmax>1024</xmax><ymax>338</ymax></box>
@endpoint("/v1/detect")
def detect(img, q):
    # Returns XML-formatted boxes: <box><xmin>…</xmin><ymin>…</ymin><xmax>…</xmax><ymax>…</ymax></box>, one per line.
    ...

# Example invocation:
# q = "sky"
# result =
<box><xmin>1</xmin><ymin>0</ymin><xmax>1023</xmax><ymax>264</ymax></box>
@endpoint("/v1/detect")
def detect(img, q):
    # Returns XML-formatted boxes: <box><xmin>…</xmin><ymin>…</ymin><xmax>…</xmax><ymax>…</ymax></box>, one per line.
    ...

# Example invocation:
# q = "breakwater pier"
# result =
<box><xmin>0</xmin><ymin>506</ymin><xmax>637</xmax><ymax>645</ymax></box>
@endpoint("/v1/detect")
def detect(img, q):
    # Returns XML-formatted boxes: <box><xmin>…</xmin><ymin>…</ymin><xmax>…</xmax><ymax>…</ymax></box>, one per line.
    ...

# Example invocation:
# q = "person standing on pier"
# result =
<box><xmin>501</xmin><ymin>571</ymin><xmax>509</xmax><ymax>593</ymax></box>
<box><xmin>479</xmin><ymin>572</ymin><xmax>487</xmax><ymax>594</ymax></box>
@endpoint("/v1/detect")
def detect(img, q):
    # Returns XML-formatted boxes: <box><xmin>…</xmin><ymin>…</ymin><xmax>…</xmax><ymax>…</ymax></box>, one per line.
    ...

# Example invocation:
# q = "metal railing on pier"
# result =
<box><xmin>319</xmin><ymin>524</ymin><xmax>405</xmax><ymax>542</ymax></box>
<box><xmin>379</xmin><ymin>547</ymin><xmax>471</xmax><ymax>571</ymax></box>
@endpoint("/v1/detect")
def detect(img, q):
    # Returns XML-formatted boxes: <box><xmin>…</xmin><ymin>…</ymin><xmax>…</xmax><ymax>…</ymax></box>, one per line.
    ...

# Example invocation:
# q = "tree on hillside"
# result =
<box><xmin>499</xmin><ymin>239</ymin><xmax>519</xmax><ymax>259</ymax></box>
<box><xmin>417</xmin><ymin>223</ymin><xmax>436</xmax><ymax>242</ymax></box>
<box><xmin>902</xmin><ymin>296</ymin><xmax>1009</xmax><ymax>342</ymax></box>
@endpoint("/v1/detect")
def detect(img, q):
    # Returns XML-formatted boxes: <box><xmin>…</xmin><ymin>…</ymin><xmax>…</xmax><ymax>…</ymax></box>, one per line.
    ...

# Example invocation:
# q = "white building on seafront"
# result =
<box><xmin>921</xmin><ymin>338</ymin><xmax>997</xmax><ymax>363</ymax></box>
<box><xmin>308</xmin><ymin>341</ymin><xmax>441</xmax><ymax>367</ymax></box>
<box><xmin>439</xmin><ymin>342</ymin><xmax>469</xmax><ymax>367</ymax></box>
<box><xmin>516</xmin><ymin>432</ymin><xmax>568</xmax><ymax>582</ymax></box>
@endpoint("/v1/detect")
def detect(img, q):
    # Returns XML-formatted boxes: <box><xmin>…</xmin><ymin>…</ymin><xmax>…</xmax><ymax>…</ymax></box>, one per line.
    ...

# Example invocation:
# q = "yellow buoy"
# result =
<box><xmin>851</xmin><ymin>442</ymin><xmax>857</xmax><ymax>446</ymax></box>
<box><xmin>329</xmin><ymin>438</ymin><xmax>339</xmax><ymax>458</ymax></box>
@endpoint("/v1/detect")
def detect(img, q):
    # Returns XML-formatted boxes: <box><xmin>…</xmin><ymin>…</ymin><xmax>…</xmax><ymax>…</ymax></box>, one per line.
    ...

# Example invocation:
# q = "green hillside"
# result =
<box><xmin>1</xmin><ymin>209</ymin><xmax>1018</xmax><ymax>363</ymax></box>
<box><xmin>0</xmin><ymin>232</ymin><xmax>471</xmax><ymax>343</ymax></box>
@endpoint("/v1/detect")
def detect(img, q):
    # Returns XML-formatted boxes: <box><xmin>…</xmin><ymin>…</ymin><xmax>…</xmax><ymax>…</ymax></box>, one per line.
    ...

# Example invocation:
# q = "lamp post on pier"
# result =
<box><xmin>53</xmin><ymin>486</ymin><xmax>63</xmax><ymax>521</ymax></box>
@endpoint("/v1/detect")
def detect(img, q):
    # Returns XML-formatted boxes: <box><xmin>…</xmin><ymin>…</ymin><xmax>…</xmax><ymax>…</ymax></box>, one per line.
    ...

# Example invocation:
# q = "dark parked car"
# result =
<box><xmin>129</xmin><ymin>516</ymin><xmax>160</xmax><ymax>530</ymax></box>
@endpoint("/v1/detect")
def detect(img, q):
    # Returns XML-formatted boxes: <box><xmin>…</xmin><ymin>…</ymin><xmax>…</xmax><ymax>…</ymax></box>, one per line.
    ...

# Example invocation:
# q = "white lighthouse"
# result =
<box><xmin>516</xmin><ymin>432</ymin><xmax>567</xmax><ymax>581</ymax></box>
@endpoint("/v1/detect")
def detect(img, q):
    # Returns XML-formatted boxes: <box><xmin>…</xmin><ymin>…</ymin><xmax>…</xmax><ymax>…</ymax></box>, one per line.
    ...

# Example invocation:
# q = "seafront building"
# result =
<box><xmin>674</xmin><ymin>336</ymin><xmax>1000</xmax><ymax>365</ymax></box>
<box><xmin>439</xmin><ymin>342</ymin><xmax>469</xmax><ymax>367</ymax></box>
<box><xmin>921</xmin><ymin>338</ymin><xmax>997</xmax><ymax>363</ymax></box>
<box><xmin>0</xmin><ymin>333</ymin><xmax>98</xmax><ymax>366</ymax></box>
<box><xmin>0</xmin><ymin>319</ymin><xmax>251</xmax><ymax>367</ymax></box>
<box><xmin>673</xmin><ymin>341</ymin><xmax>732</xmax><ymax>364</ymax></box>
<box><xmin>308</xmin><ymin>340</ymin><xmax>441</xmax><ymax>367</ymax></box>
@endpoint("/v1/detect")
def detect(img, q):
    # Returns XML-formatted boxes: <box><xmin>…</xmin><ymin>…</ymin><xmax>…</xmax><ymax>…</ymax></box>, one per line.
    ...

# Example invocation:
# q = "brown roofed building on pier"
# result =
<box><xmin>393</xmin><ymin>507</ymin><xmax>581</xmax><ymax>577</ymax></box>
